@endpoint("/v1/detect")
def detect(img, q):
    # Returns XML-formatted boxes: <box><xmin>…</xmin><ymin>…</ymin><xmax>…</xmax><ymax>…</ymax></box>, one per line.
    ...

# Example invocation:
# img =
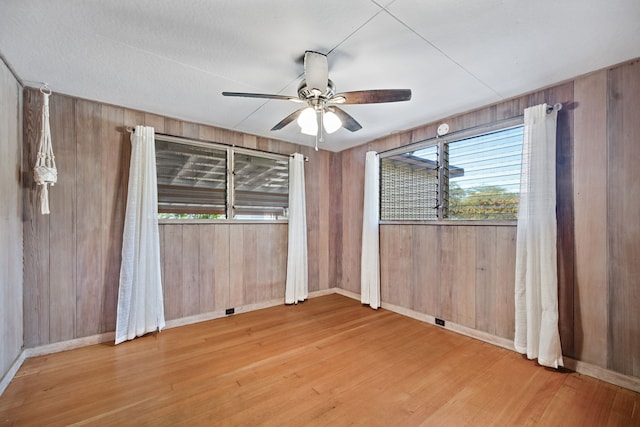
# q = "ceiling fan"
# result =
<box><xmin>222</xmin><ymin>50</ymin><xmax>412</xmax><ymax>150</ymax></box>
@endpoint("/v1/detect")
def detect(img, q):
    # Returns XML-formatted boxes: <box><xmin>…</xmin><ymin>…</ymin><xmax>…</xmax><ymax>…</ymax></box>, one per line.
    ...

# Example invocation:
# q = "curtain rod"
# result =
<box><xmin>125</xmin><ymin>127</ymin><xmax>309</xmax><ymax>161</ymax></box>
<box><xmin>379</xmin><ymin>102</ymin><xmax>562</xmax><ymax>156</ymax></box>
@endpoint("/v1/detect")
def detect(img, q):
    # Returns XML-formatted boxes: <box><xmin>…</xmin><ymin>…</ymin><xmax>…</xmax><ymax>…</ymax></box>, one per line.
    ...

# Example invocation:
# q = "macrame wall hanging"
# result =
<box><xmin>33</xmin><ymin>84</ymin><xmax>57</xmax><ymax>214</ymax></box>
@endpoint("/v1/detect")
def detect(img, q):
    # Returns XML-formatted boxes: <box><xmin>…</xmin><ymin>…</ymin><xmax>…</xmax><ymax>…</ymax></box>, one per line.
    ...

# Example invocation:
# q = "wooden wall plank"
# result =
<box><xmin>211</xmin><ymin>225</ymin><xmax>231</xmax><ymax>311</ymax></box>
<box><xmin>367</xmin><ymin>132</ymin><xmax>412</xmax><ymax>154</ymax></box>
<box><xmin>158</xmin><ymin>224</ymin><xmax>167</xmax><ymax>316</ymax></box>
<box><xmin>302</xmin><ymin>146</ymin><xmax>320</xmax><ymax>293</ymax></box>
<box><xmin>271</xmin><ymin>224</ymin><xmax>288</xmax><ymax>300</ymax></box>
<box><xmin>412</xmin><ymin>225</ymin><xmax>441</xmax><ymax>317</ymax></box>
<box><xmin>164</xmin><ymin>118</ymin><xmax>182</xmax><ymax>136</ymax></box>
<box><xmin>328</xmin><ymin>152</ymin><xmax>343</xmax><ymax>290</ymax></box>
<box><xmin>123</xmin><ymin>109</ymin><xmax>144</xmax><ymax>129</ymax></box>
<box><xmin>573</xmin><ymin>70</ymin><xmax>608</xmax><ymax>367</ymax></box>
<box><xmin>379</xmin><ymin>226</ymin><xmax>391</xmax><ymax>304</ymax></box>
<box><xmin>181</xmin><ymin>225</ymin><xmax>201</xmax><ymax>317</ymax></box>
<box><xmin>197</xmin><ymin>225</ymin><xmax>217</xmax><ymax>313</ymax></box>
<box><xmin>229</xmin><ymin>225</ymin><xmax>245</xmax><ymax>308</ymax></box>
<box><xmin>23</xmin><ymin>89</ymin><xmax>50</xmax><ymax>347</ymax></box>
<box><xmin>256</xmin><ymin>137</ymin><xmax>272</xmax><ymax>152</ymax></box>
<box><xmin>317</xmin><ymin>150</ymin><xmax>331</xmax><ymax>291</ymax></box>
<box><xmin>240</xmin><ymin>134</ymin><xmax>257</xmax><ymax>149</ymax></box>
<box><xmin>607</xmin><ymin>60</ymin><xmax>640</xmax><ymax>377</ymax></box>
<box><xmin>383</xmin><ymin>225</ymin><xmax>413</xmax><ymax>308</ymax></box>
<box><xmin>99</xmin><ymin>105</ymin><xmax>127</xmax><ymax>333</ymax></box>
<box><xmin>47</xmin><ymin>94</ymin><xmax>76</xmax><ymax>342</ymax></box>
<box><xmin>549</xmin><ymin>81</ymin><xmax>576</xmax><ymax>358</ymax></box>
<box><xmin>439</xmin><ymin>227</ymin><xmax>455</xmax><ymax>323</ymax></box>
<box><xmin>217</xmin><ymin>128</ymin><xmax>243</xmax><ymax>146</ymax></box>
<box><xmin>215</xmin><ymin>225</ymin><xmax>231</xmax><ymax>309</ymax></box>
<box><xmin>181</xmin><ymin>122</ymin><xmax>200</xmax><ymax>139</ymax></box>
<box><xmin>161</xmin><ymin>224</ymin><xmax>184</xmax><ymax>320</ymax></box>
<box><xmin>257</xmin><ymin>226</ymin><xmax>274</xmax><ymax>302</ymax></box>
<box><xmin>74</xmin><ymin>99</ymin><xmax>103</xmax><ymax>338</ymax></box>
<box><xmin>452</xmin><ymin>227</ymin><xmax>477</xmax><ymax>328</ymax></box>
<box><xmin>475</xmin><ymin>227</ymin><xmax>497</xmax><ymax>335</ymax></box>
<box><xmin>144</xmin><ymin>113</ymin><xmax>165</xmax><ymax>133</ymax></box>
<box><xmin>340</xmin><ymin>144</ymin><xmax>366</xmax><ymax>292</ymax></box>
<box><xmin>241</xmin><ymin>225</ymin><xmax>259</xmax><ymax>304</ymax></box>
<box><xmin>494</xmin><ymin>226</ymin><xmax>516</xmax><ymax>339</ymax></box>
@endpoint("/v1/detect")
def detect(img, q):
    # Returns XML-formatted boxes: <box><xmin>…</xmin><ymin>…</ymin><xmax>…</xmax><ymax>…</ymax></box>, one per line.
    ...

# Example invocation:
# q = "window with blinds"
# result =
<box><xmin>233</xmin><ymin>153</ymin><xmax>289</xmax><ymax>220</ymax></box>
<box><xmin>155</xmin><ymin>137</ymin><xmax>289</xmax><ymax>220</ymax></box>
<box><xmin>381</xmin><ymin>145</ymin><xmax>439</xmax><ymax>220</ymax></box>
<box><xmin>446</xmin><ymin>126</ymin><xmax>523</xmax><ymax>220</ymax></box>
<box><xmin>156</xmin><ymin>140</ymin><xmax>227</xmax><ymax>219</ymax></box>
<box><xmin>380</xmin><ymin>124</ymin><xmax>524</xmax><ymax>221</ymax></box>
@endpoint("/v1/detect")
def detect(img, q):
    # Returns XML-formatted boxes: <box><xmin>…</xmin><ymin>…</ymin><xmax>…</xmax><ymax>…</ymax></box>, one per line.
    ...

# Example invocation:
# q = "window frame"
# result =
<box><xmin>379</xmin><ymin>117</ymin><xmax>524</xmax><ymax>225</ymax></box>
<box><xmin>155</xmin><ymin>134</ymin><xmax>290</xmax><ymax>224</ymax></box>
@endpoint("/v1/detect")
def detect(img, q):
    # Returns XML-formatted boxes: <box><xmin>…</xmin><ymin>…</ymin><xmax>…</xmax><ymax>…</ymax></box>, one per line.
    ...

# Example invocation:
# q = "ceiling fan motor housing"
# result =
<box><xmin>298</xmin><ymin>79</ymin><xmax>336</xmax><ymax>102</ymax></box>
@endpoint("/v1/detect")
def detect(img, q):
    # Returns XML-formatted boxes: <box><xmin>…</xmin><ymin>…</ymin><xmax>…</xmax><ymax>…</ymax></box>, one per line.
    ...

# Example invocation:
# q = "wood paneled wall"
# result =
<box><xmin>336</xmin><ymin>59</ymin><xmax>640</xmax><ymax>379</ymax></box>
<box><xmin>22</xmin><ymin>91</ymin><xmax>334</xmax><ymax>347</ymax></box>
<box><xmin>17</xmin><ymin>59</ymin><xmax>640</xmax><ymax>381</ymax></box>
<box><xmin>0</xmin><ymin>59</ymin><xmax>23</xmax><ymax>381</ymax></box>
<box><xmin>605</xmin><ymin>61</ymin><xmax>640</xmax><ymax>377</ymax></box>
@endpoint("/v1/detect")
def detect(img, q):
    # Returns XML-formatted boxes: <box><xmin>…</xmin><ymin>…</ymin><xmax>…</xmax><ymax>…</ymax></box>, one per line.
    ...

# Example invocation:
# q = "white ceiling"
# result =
<box><xmin>1</xmin><ymin>1</ymin><xmax>639</xmax><ymax>151</ymax></box>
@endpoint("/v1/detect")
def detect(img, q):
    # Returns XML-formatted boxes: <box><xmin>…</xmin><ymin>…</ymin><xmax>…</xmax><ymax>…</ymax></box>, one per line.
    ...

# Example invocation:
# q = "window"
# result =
<box><xmin>232</xmin><ymin>152</ymin><xmax>288</xmax><ymax>220</ymax></box>
<box><xmin>156</xmin><ymin>139</ymin><xmax>227</xmax><ymax>219</ymax></box>
<box><xmin>381</xmin><ymin>145</ymin><xmax>439</xmax><ymax>220</ymax></box>
<box><xmin>380</xmin><ymin>123</ymin><xmax>524</xmax><ymax>221</ymax></box>
<box><xmin>155</xmin><ymin>136</ymin><xmax>289</xmax><ymax>220</ymax></box>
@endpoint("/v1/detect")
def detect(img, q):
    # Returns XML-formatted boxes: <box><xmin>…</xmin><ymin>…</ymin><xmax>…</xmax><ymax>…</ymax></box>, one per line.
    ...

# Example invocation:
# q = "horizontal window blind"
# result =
<box><xmin>233</xmin><ymin>153</ymin><xmax>289</xmax><ymax>219</ymax></box>
<box><xmin>446</xmin><ymin>126</ymin><xmax>523</xmax><ymax>220</ymax></box>
<box><xmin>155</xmin><ymin>140</ymin><xmax>227</xmax><ymax>218</ymax></box>
<box><xmin>380</xmin><ymin>145</ymin><xmax>439</xmax><ymax>220</ymax></box>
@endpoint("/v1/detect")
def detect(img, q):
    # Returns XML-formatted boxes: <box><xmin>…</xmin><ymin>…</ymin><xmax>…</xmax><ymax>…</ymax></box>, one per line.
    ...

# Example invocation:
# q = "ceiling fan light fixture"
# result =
<box><xmin>223</xmin><ymin>50</ymin><xmax>412</xmax><ymax>142</ymax></box>
<box><xmin>297</xmin><ymin>107</ymin><xmax>317</xmax><ymax>135</ymax></box>
<box><xmin>323</xmin><ymin>110</ymin><xmax>342</xmax><ymax>134</ymax></box>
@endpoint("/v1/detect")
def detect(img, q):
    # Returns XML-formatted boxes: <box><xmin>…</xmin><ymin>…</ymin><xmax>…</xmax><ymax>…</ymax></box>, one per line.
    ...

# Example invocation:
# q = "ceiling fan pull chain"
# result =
<box><xmin>316</xmin><ymin>108</ymin><xmax>324</xmax><ymax>150</ymax></box>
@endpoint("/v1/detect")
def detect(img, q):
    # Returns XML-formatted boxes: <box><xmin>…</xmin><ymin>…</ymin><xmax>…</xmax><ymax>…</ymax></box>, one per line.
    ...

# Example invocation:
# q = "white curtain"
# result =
<box><xmin>115</xmin><ymin>125</ymin><xmax>165</xmax><ymax>344</ymax></box>
<box><xmin>285</xmin><ymin>153</ymin><xmax>308</xmax><ymax>304</ymax></box>
<box><xmin>361</xmin><ymin>151</ymin><xmax>380</xmax><ymax>309</ymax></box>
<box><xmin>514</xmin><ymin>104</ymin><xmax>563</xmax><ymax>368</ymax></box>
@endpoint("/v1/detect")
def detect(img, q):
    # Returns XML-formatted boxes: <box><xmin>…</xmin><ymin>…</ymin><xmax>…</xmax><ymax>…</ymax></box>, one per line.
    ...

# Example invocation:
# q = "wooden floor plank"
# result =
<box><xmin>1</xmin><ymin>294</ymin><xmax>638</xmax><ymax>426</ymax></box>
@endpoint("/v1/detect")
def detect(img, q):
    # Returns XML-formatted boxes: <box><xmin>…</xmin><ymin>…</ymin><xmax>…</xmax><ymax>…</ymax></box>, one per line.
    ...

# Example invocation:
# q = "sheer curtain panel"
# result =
<box><xmin>285</xmin><ymin>153</ymin><xmax>308</xmax><ymax>304</ymax></box>
<box><xmin>514</xmin><ymin>104</ymin><xmax>563</xmax><ymax>368</ymax></box>
<box><xmin>115</xmin><ymin>126</ymin><xmax>165</xmax><ymax>344</ymax></box>
<box><xmin>361</xmin><ymin>151</ymin><xmax>380</xmax><ymax>309</ymax></box>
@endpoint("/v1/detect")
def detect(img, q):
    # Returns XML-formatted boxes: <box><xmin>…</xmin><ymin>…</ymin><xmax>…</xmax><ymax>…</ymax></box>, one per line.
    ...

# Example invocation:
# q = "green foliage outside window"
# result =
<box><xmin>448</xmin><ymin>183</ymin><xmax>519</xmax><ymax>220</ymax></box>
<box><xmin>158</xmin><ymin>213</ymin><xmax>224</xmax><ymax>220</ymax></box>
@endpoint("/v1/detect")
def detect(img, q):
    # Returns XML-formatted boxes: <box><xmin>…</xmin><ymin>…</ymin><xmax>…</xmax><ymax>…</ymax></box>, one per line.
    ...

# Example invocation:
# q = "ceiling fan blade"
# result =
<box><xmin>270</xmin><ymin>107</ymin><xmax>306</xmax><ymax>131</ymax></box>
<box><xmin>304</xmin><ymin>51</ymin><xmax>328</xmax><ymax>92</ymax></box>
<box><xmin>330</xmin><ymin>107</ymin><xmax>362</xmax><ymax>132</ymax></box>
<box><xmin>222</xmin><ymin>92</ymin><xmax>302</xmax><ymax>102</ymax></box>
<box><xmin>330</xmin><ymin>89</ymin><xmax>412</xmax><ymax>104</ymax></box>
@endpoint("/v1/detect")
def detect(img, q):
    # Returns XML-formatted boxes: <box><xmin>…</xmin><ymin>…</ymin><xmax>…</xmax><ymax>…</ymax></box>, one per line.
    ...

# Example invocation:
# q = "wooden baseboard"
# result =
<box><xmin>563</xmin><ymin>357</ymin><xmax>640</xmax><ymax>393</ymax></box>
<box><xmin>24</xmin><ymin>332</ymin><xmax>115</xmax><ymax>358</ymax></box>
<box><xmin>5</xmin><ymin>287</ymin><xmax>638</xmax><ymax>396</ymax></box>
<box><xmin>338</xmin><ymin>289</ymin><xmax>640</xmax><ymax>394</ymax></box>
<box><xmin>0</xmin><ymin>350</ymin><xmax>27</xmax><ymax>396</ymax></box>
<box><xmin>164</xmin><ymin>289</ymin><xmax>337</xmax><ymax>330</ymax></box>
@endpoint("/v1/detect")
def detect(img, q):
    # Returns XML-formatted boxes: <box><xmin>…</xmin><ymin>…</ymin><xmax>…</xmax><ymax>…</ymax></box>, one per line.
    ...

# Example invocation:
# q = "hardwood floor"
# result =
<box><xmin>1</xmin><ymin>294</ymin><xmax>638</xmax><ymax>426</ymax></box>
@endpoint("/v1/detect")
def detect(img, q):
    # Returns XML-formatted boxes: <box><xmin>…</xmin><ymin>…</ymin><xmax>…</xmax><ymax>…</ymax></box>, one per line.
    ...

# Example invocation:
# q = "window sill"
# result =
<box><xmin>379</xmin><ymin>220</ymin><xmax>517</xmax><ymax>227</ymax></box>
<box><xmin>158</xmin><ymin>219</ymin><xmax>288</xmax><ymax>225</ymax></box>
